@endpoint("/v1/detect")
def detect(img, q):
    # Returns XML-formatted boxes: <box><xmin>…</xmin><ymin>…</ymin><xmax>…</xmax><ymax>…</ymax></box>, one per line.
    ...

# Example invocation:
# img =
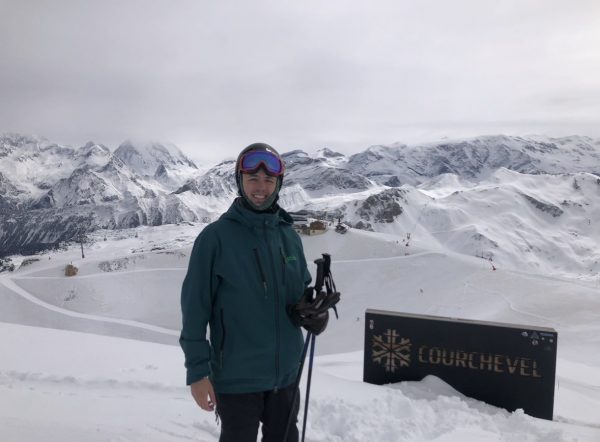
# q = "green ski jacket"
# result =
<box><xmin>179</xmin><ymin>199</ymin><xmax>312</xmax><ymax>393</ymax></box>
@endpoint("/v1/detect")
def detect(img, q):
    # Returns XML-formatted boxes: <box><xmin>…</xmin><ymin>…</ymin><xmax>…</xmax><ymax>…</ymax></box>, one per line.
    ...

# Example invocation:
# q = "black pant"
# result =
<box><xmin>216</xmin><ymin>383</ymin><xmax>300</xmax><ymax>442</ymax></box>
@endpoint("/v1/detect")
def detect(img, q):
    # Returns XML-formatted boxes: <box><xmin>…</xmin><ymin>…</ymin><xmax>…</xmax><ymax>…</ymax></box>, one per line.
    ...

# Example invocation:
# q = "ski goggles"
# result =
<box><xmin>239</xmin><ymin>150</ymin><xmax>285</xmax><ymax>176</ymax></box>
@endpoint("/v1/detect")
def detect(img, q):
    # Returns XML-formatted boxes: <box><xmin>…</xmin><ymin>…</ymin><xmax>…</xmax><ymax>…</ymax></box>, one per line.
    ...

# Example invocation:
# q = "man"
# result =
<box><xmin>180</xmin><ymin>143</ymin><xmax>312</xmax><ymax>442</ymax></box>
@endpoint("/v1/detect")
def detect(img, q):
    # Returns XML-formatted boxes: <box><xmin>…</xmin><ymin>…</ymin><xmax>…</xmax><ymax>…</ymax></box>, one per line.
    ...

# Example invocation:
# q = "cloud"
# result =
<box><xmin>1</xmin><ymin>0</ymin><xmax>599</xmax><ymax>162</ymax></box>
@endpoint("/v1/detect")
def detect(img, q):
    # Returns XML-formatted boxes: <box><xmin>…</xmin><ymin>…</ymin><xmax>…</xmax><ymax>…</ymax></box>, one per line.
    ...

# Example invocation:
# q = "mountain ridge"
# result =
<box><xmin>2</xmin><ymin>133</ymin><xmax>600</xmax><ymax>280</ymax></box>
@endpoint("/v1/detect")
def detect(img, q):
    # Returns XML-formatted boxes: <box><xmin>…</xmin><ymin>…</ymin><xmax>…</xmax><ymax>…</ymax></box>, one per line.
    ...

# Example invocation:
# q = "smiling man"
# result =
<box><xmin>179</xmin><ymin>143</ymin><xmax>316</xmax><ymax>442</ymax></box>
<box><xmin>242</xmin><ymin>169</ymin><xmax>278</xmax><ymax>207</ymax></box>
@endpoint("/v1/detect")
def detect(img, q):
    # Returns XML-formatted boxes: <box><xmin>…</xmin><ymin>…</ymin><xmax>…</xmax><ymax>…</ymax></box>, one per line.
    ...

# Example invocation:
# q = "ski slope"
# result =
<box><xmin>1</xmin><ymin>225</ymin><xmax>599</xmax><ymax>441</ymax></box>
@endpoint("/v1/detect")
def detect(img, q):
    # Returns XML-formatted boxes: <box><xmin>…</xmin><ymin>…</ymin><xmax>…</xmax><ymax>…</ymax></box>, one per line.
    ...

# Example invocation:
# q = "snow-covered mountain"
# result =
<box><xmin>0</xmin><ymin>134</ymin><xmax>204</xmax><ymax>256</ymax></box>
<box><xmin>346</xmin><ymin>135</ymin><xmax>600</xmax><ymax>186</ymax></box>
<box><xmin>113</xmin><ymin>140</ymin><xmax>198</xmax><ymax>188</ymax></box>
<box><xmin>282</xmin><ymin>149</ymin><xmax>374</xmax><ymax>194</ymax></box>
<box><xmin>2</xmin><ymin>133</ymin><xmax>600</xmax><ymax>281</ymax></box>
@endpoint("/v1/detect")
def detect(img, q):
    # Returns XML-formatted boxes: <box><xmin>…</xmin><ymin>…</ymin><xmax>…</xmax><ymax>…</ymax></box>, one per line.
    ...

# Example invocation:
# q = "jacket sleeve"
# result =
<box><xmin>179</xmin><ymin>227</ymin><xmax>220</xmax><ymax>385</ymax></box>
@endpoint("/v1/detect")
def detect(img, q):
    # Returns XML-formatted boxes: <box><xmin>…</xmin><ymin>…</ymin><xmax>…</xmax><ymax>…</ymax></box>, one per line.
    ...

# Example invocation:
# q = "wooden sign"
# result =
<box><xmin>363</xmin><ymin>309</ymin><xmax>558</xmax><ymax>420</ymax></box>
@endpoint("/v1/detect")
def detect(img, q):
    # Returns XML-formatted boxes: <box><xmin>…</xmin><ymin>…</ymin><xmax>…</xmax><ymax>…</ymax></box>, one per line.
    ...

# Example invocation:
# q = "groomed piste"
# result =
<box><xmin>1</xmin><ymin>223</ymin><xmax>599</xmax><ymax>441</ymax></box>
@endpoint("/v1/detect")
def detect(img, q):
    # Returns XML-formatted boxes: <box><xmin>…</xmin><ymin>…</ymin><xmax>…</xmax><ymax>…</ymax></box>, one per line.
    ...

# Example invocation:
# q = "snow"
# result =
<box><xmin>1</xmin><ymin>222</ymin><xmax>600</xmax><ymax>441</ymax></box>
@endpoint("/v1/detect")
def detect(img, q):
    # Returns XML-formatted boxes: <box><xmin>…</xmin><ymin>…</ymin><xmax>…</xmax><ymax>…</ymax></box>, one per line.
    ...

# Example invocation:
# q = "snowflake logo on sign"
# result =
<box><xmin>372</xmin><ymin>329</ymin><xmax>411</xmax><ymax>372</ymax></box>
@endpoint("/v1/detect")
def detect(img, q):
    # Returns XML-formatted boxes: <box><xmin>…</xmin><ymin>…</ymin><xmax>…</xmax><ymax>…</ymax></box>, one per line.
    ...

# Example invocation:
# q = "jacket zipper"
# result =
<box><xmin>220</xmin><ymin>308</ymin><xmax>226</xmax><ymax>367</ymax></box>
<box><xmin>264</xmin><ymin>223</ymin><xmax>281</xmax><ymax>390</ymax></box>
<box><xmin>253</xmin><ymin>248</ymin><xmax>268</xmax><ymax>297</ymax></box>
<box><xmin>279</xmin><ymin>246</ymin><xmax>287</xmax><ymax>282</ymax></box>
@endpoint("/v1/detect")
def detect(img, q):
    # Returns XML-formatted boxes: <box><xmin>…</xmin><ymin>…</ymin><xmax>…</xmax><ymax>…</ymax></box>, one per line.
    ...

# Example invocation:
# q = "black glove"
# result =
<box><xmin>287</xmin><ymin>288</ymin><xmax>340</xmax><ymax>335</ymax></box>
<box><xmin>300</xmin><ymin>310</ymin><xmax>329</xmax><ymax>335</ymax></box>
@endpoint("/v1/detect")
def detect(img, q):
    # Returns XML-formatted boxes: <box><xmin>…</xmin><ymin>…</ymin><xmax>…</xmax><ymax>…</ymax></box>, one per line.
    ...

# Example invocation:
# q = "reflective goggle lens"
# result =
<box><xmin>240</xmin><ymin>151</ymin><xmax>284</xmax><ymax>175</ymax></box>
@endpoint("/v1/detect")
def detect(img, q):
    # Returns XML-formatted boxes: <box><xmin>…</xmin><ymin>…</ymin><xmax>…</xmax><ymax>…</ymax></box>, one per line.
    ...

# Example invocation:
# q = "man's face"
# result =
<box><xmin>241</xmin><ymin>169</ymin><xmax>278</xmax><ymax>207</ymax></box>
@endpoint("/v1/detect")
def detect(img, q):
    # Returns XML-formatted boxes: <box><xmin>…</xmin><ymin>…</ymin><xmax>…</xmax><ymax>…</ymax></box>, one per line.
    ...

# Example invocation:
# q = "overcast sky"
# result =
<box><xmin>1</xmin><ymin>0</ymin><xmax>599</xmax><ymax>164</ymax></box>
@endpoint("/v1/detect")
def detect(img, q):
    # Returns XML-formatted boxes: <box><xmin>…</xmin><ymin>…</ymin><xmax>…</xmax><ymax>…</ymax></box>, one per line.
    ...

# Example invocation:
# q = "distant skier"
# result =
<box><xmin>179</xmin><ymin>143</ymin><xmax>328</xmax><ymax>442</ymax></box>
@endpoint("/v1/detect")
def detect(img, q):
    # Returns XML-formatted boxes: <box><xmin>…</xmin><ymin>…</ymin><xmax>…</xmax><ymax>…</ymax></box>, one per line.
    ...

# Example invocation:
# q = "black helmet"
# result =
<box><xmin>235</xmin><ymin>143</ymin><xmax>285</xmax><ymax>211</ymax></box>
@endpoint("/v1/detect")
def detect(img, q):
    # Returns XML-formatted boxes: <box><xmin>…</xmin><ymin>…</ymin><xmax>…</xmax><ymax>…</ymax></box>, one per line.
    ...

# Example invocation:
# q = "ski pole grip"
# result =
<box><xmin>314</xmin><ymin>258</ymin><xmax>325</xmax><ymax>293</ymax></box>
<box><xmin>322</xmin><ymin>253</ymin><xmax>331</xmax><ymax>276</ymax></box>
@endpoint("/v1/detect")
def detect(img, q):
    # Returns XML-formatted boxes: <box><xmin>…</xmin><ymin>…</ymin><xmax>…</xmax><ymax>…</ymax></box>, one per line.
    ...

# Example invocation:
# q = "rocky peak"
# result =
<box><xmin>114</xmin><ymin>140</ymin><xmax>197</xmax><ymax>177</ymax></box>
<box><xmin>316</xmin><ymin>147</ymin><xmax>344</xmax><ymax>158</ymax></box>
<box><xmin>174</xmin><ymin>160</ymin><xmax>236</xmax><ymax>197</ymax></box>
<box><xmin>154</xmin><ymin>163</ymin><xmax>168</xmax><ymax>179</ymax></box>
<box><xmin>281</xmin><ymin>150</ymin><xmax>316</xmax><ymax>169</ymax></box>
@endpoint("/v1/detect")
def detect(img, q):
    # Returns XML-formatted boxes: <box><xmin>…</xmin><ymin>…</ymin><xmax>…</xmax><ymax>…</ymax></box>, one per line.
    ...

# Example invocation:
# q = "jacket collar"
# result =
<box><xmin>221</xmin><ymin>197</ymin><xmax>293</xmax><ymax>229</ymax></box>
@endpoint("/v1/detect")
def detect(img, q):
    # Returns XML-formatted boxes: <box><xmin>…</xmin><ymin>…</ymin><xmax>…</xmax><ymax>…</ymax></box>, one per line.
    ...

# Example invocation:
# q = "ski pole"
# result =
<box><xmin>283</xmin><ymin>331</ymin><xmax>313</xmax><ymax>441</ymax></box>
<box><xmin>301</xmin><ymin>332</ymin><xmax>317</xmax><ymax>442</ymax></box>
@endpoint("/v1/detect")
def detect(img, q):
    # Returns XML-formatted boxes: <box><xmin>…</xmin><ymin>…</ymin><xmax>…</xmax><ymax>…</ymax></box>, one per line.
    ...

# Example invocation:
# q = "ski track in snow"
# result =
<box><xmin>14</xmin><ymin>267</ymin><xmax>185</xmax><ymax>279</ymax></box>
<box><xmin>460</xmin><ymin>268</ymin><xmax>560</xmax><ymax>326</ymax></box>
<box><xmin>333</xmin><ymin>250</ymin><xmax>435</xmax><ymax>263</ymax></box>
<box><xmin>0</xmin><ymin>370</ymin><xmax>183</xmax><ymax>392</ymax></box>
<box><xmin>0</xmin><ymin>276</ymin><xmax>179</xmax><ymax>336</ymax></box>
